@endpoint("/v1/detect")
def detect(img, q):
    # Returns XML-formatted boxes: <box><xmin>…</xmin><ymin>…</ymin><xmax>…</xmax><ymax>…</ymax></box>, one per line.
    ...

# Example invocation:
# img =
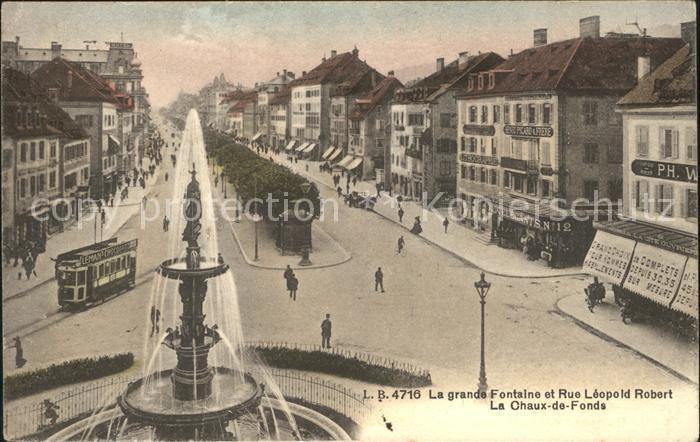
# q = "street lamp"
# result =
<box><xmin>221</xmin><ymin>172</ymin><xmax>227</xmax><ymax>199</ymax></box>
<box><xmin>253</xmin><ymin>178</ymin><xmax>260</xmax><ymax>261</ymax></box>
<box><xmin>474</xmin><ymin>272</ymin><xmax>491</xmax><ymax>396</ymax></box>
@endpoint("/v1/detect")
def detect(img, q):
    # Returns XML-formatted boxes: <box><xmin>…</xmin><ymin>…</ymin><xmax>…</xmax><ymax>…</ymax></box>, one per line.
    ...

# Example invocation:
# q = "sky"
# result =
<box><xmin>2</xmin><ymin>1</ymin><xmax>695</xmax><ymax>108</ymax></box>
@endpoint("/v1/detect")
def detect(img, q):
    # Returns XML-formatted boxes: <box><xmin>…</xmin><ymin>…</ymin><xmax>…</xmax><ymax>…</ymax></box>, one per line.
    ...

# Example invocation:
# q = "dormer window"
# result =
<box><xmin>477</xmin><ymin>75</ymin><xmax>484</xmax><ymax>90</ymax></box>
<box><xmin>488</xmin><ymin>73</ymin><xmax>495</xmax><ymax>89</ymax></box>
<box><xmin>467</xmin><ymin>77</ymin><xmax>474</xmax><ymax>90</ymax></box>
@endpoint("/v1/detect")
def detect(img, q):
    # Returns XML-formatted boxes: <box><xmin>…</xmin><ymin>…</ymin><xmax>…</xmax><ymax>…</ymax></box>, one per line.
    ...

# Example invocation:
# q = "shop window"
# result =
<box><xmin>492</xmin><ymin>105</ymin><xmax>500</xmax><ymax>123</ymax></box>
<box><xmin>608</xmin><ymin>178</ymin><xmax>623</xmax><ymax>202</ymax></box>
<box><xmin>659</xmin><ymin>127</ymin><xmax>679</xmax><ymax>159</ymax></box>
<box><xmin>655</xmin><ymin>184</ymin><xmax>673</xmax><ymax>217</ymax></box>
<box><xmin>490</xmin><ymin>169</ymin><xmax>497</xmax><ymax>185</ymax></box>
<box><xmin>686</xmin><ymin>127</ymin><xmax>697</xmax><ymax>160</ymax></box>
<box><xmin>504</xmin><ymin>105</ymin><xmax>510</xmax><ymax>124</ymax></box>
<box><xmin>583</xmin><ymin>101</ymin><xmax>597</xmax><ymax>126</ymax></box>
<box><xmin>607</xmin><ymin>144</ymin><xmax>622</xmax><ymax>164</ymax></box>
<box><xmin>634</xmin><ymin>181</ymin><xmax>650</xmax><ymax>210</ymax></box>
<box><xmin>686</xmin><ymin>189</ymin><xmax>698</xmax><ymax>219</ymax></box>
<box><xmin>513</xmin><ymin>174</ymin><xmax>523</xmax><ymax>192</ymax></box>
<box><xmin>503</xmin><ymin>171</ymin><xmax>511</xmax><ymax>188</ymax></box>
<box><xmin>584</xmin><ymin>180</ymin><xmax>598</xmax><ymax>201</ymax></box>
<box><xmin>527</xmin><ymin>176</ymin><xmax>537</xmax><ymax>195</ymax></box>
<box><xmin>583</xmin><ymin>143</ymin><xmax>599</xmax><ymax>163</ymax></box>
<box><xmin>542</xmin><ymin>103</ymin><xmax>551</xmax><ymax>125</ymax></box>
<box><xmin>636</xmin><ymin>126</ymin><xmax>649</xmax><ymax>157</ymax></box>
<box><xmin>542</xmin><ymin>180</ymin><xmax>552</xmax><ymax>197</ymax></box>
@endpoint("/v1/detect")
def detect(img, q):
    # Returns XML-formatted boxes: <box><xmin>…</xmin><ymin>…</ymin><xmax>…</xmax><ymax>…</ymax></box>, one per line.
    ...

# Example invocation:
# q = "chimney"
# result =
<box><xmin>276</xmin><ymin>72</ymin><xmax>279</xmax><ymax>77</ymax></box>
<box><xmin>283</xmin><ymin>68</ymin><xmax>287</xmax><ymax>77</ymax></box>
<box><xmin>534</xmin><ymin>28</ymin><xmax>548</xmax><ymax>47</ymax></box>
<box><xmin>637</xmin><ymin>56</ymin><xmax>650</xmax><ymax>81</ymax></box>
<box><xmin>458</xmin><ymin>51</ymin><xmax>469</xmax><ymax>70</ymax></box>
<box><xmin>51</xmin><ymin>41</ymin><xmax>62</xmax><ymax>59</ymax></box>
<box><xmin>288</xmin><ymin>72</ymin><xmax>295</xmax><ymax>79</ymax></box>
<box><xmin>67</xmin><ymin>70</ymin><xmax>73</xmax><ymax>89</ymax></box>
<box><xmin>388</xmin><ymin>70</ymin><xmax>395</xmax><ymax>77</ymax></box>
<box><xmin>352</xmin><ymin>46</ymin><xmax>359</xmax><ymax>57</ymax></box>
<box><xmin>579</xmin><ymin>16</ymin><xmax>600</xmax><ymax>38</ymax></box>
<box><xmin>436</xmin><ymin>57</ymin><xmax>445</xmax><ymax>72</ymax></box>
<box><xmin>302</xmin><ymin>71</ymin><xmax>307</xmax><ymax>77</ymax></box>
<box><xmin>331</xmin><ymin>49</ymin><xmax>337</xmax><ymax>58</ymax></box>
<box><xmin>681</xmin><ymin>21</ymin><xmax>696</xmax><ymax>55</ymax></box>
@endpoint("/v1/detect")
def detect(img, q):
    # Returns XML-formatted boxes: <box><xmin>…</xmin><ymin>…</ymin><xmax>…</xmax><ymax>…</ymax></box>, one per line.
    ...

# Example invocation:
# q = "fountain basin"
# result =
<box><xmin>157</xmin><ymin>257</ymin><xmax>229</xmax><ymax>280</ymax></box>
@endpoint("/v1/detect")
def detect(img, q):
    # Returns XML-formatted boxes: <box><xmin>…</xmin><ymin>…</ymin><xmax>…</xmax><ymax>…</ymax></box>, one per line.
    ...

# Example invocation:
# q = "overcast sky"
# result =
<box><xmin>2</xmin><ymin>1</ymin><xmax>695</xmax><ymax>107</ymax></box>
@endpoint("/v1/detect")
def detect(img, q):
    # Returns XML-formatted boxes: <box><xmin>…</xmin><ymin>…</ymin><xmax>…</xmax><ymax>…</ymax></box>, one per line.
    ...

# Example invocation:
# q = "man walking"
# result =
<box><xmin>397</xmin><ymin>236</ymin><xmax>405</xmax><ymax>255</ymax></box>
<box><xmin>283</xmin><ymin>264</ymin><xmax>293</xmax><ymax>282</ymax></box>
<box><xmin>374</xmin><ymin>267</ymin><xmax>385</xmax><ymax>293</ymax></box>
<box><xmin>163</xmin><ymin>216</ymin><xmax>170</xmax><ymax>232</ymax></box>
<box><xmin>150</xmin><ymin>306</ymin><xmax>161</xmax><ymax>336</ymax></box>
<box><xmin>289</xmin><ymin>274</ymin><xmax>299</xmax><ymax>301</ymax></box>
<box><xmin>398</xmin><ymin>207</ymin><xmax>404</xmax><ymax>223</ymax></box>
<box><xmin>321</xmin><ymin>314</ymin><xmax>332</xmax><ymax>349</ymax></box>
<box><xmin>443</xmin><ymin>217</ymin><xmax>449</xmax><ymax>233</ymax></box>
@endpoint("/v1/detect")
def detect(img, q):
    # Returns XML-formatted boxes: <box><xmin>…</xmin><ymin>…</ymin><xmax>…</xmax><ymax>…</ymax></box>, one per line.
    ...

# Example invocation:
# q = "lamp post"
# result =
<box><xmin>298</xmin><ymin>181</ymin><xmax>313</xmax><ymax>266</ymax></box>
<box><xmin>222</xmin><ymin>172</ymin><xmax>227</xmax><ymax>199</ymax></box>
<box><xmin>474</xmin><ymin>272</ymin><xmax>491</xmax><ymax>396</ymax></box>
<box><xmin>253</xmin><ymin>178</ymin><xmax>260</xmax><ymax>261</ymax></box>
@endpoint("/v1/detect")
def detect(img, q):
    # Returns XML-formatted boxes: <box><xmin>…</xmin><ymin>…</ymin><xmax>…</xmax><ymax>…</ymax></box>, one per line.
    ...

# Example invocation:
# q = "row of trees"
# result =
<box><xmin>204</xmin><ymin>129</ymin><xmax>321</xmax><ymax>220</ymax></box>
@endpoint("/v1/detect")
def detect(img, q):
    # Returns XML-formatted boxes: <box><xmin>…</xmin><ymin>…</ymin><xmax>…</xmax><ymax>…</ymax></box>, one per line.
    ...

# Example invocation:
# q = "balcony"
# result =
<box><xmin>501</xmin><ymin>157</ymin><xmax>540</xmax><ymax>174</ymax></box>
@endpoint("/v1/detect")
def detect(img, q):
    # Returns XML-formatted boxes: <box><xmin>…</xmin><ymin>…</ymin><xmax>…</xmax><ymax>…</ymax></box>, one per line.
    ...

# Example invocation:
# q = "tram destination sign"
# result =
<box><xmin>631</xmin><ymin>159</ymin><xmax>698</xmax><ymax>183</ymax></box>
<box><xmin>80</xmin><ymin>239</ymin><xmax>138</xmax><ymax>265</ymax></box>
<box><xmin>504</xmin><ymin>125</ymin><xmax>554</xmax><ymax>138</ymax></box>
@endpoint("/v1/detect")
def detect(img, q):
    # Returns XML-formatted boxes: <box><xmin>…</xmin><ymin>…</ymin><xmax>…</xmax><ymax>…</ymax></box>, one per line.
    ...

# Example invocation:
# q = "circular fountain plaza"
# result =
<box><xmin>47</xmin><ymin>110</ymin><xmax>351</xmax><ymax>441</ymax></box>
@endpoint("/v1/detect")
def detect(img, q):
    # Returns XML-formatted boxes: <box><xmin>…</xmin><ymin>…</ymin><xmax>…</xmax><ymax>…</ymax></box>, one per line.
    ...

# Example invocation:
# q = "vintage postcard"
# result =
<box><xmin>1</xmin><ymin>1</ymin><xmax>698</xmax><ymax>440</ymax></box>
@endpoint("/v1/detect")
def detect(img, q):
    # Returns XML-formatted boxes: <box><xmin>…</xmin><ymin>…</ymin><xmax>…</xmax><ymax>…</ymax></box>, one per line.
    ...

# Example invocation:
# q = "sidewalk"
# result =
<box><xmin>557</xmin><ymin>293</ymin><xmax>699</xmax><ymax>384</ymax></box>
<box><xmin>248</xmin><ymin>145</ymin><xmax>582</xmax><ymax>278</ymax></box>
<box><xmin>2</xmin><ymin>161</ymin><xmax>162</xmax><ymax>302</ymax></box>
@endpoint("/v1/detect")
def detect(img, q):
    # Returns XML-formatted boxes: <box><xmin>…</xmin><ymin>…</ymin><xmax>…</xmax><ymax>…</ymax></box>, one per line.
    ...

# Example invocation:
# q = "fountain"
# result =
<box><xmin>45</xmin><ymin>110</ymin><xmax>352</xmax><ymax>441</ymax></box>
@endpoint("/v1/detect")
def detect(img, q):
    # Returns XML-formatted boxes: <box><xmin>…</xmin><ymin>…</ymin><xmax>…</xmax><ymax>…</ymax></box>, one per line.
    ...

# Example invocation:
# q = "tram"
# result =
<box><xmin>55</xmin><ymin>238</ymin><xmax>138</xmax><ymax>309</ymax></box>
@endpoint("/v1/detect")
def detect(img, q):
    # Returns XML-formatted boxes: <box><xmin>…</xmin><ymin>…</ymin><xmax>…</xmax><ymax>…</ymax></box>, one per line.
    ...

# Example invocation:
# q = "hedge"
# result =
<box><xmin>4</xmin><ymin>353</ymin><xmax>134</xmax><ymax>401</ymax></box>
<box><xmin>251</xmin><ymin>346</ymin><xmax>431</xmax><ymax>388</ymax></box>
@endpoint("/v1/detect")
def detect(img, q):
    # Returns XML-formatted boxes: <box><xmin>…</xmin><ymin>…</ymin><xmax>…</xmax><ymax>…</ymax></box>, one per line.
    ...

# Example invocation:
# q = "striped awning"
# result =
<box><xmin>336</xmin><ymin>155</ymin><xmax>354</xmax><ymax>168</ymax></box>
<box><xmin>302</xmin><ymin>143</ymin><xmax>317</xmax><ymax>153</ymax></box>
<box><xmin>285</xmin><ymin>140</ymin><xmax>297</xmax><ymax>151</ymax></box>
<box><xmin>321</xmin><ymin>146</ymin><xmax>336</xmax><ymax>159</ymax></box>
<box><xmin>296</xmin><ymin>142</ymin><xmax>310</xmax><ymax>152</ymax></box>
<box><xmin>328</xmin><ymin>148</ymin><xmax>343</xmax><ymax>162</ymax></box>
<box><xmin>252</xmin><ymin>132</ymin><xmax>263</xmax><ymax>141</ymax></box>
<box><xmin>346</xmin><ymin>157</ymin><xmax>363</xmax><ymax>171</ymax></box>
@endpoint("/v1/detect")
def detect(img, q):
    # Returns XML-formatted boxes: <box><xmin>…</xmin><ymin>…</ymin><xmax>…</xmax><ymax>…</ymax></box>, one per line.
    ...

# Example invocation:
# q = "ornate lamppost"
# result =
<box><xmin>474</xmin><ymin>272</ymin><xmax>491</xmax><ymax>396</ymax></box>
<box><xmin>298</xmin><ymin>181</ymin><xmax>312</xmax><ymax>266</ymax></box>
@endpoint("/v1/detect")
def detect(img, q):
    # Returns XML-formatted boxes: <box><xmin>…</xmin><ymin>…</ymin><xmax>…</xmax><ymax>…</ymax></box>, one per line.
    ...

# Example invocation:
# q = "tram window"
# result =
<box><xmin>99</xmin><ymin>263</ymin><xmax>105</xmax><ymax>276</ymax></box>
<box><xmin>61</xmin><ymin>271</ymin><xmax>76</xmax><ymax>285</ymax></box>
<box><xmin>122</xmin><ymin>256</ymin><xmax>127</xmax><ymax>268</ymax></box>
<box><xmin>77</xmin><ymin>271</ymin><xmax>86</xmax><ymax>285</ymax></box>
<box><xmin>78</xmin><ymin>287</ymin><xmax>84</xmax><ymax>299</ymax></box>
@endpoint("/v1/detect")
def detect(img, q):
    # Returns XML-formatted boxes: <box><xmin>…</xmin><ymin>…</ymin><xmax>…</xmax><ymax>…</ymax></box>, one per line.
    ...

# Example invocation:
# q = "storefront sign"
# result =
<box><xmin>460</xmin><ymin>154</ymin><xmax>499</xmax><ymax>166</ymax></box>
<box><xmin>462</xmin><ymin>124</ymin><xmax>495</xmax><ymax>136</ymax></box>
<box><xmin>582</xmin><ymin>231</ymin><xmax>636</xmax><ymax>285</ymax></box>
<box><xmin>670</xmin><ymin>258</ymin><xmax>698</xmax><ymax>319</ymax></box>
<box><xmin>622</xmin><ymin>242</ymin><xmax>687</xmax><ymax>307</ymax></box>
<box><xmin>80</xmin><ymin>239</ymin><xmax>138</xmax><ymax>266</ymax></box>
<box><xmin>505</xmin><ymin>94</ymin><xmax>552</xmax><ymax>101</ymax></box>
<box><xmin>496</xmin><ymin>206</ymin><xmax>573</xmax><ymax>232</ymax></box>
<box><xmin>600</xmin><ymin>223</ymin><xmax>697</xmax><ymax>257</ymax></box>
<box><xmin>631</xmin><ymin>160</ymin><xmax>698</xmax><ymax>183</ymax></box>
<box><xmin>504</xmin><ymin>125</ymin><xmax>554</xmax><ymax>138</ymax></box>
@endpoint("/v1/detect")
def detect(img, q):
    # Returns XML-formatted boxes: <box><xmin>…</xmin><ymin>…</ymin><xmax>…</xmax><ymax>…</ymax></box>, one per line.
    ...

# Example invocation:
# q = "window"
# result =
<box><xmin>30</xmin><ymin>142</ymin><xmax>36</xmax><ymax>161</ymax></box>
<box><xmin>504</xmin><ymin>171</ymin><xmax>511</xmax><ymax>188</ymax></box>
<box><xmin>636</xmin><ymin>126</ymin><xmax>649</xmax><ymax>157</ymax></box>
<box><xmin>608</xmin><ymin>178</ymin><xmax>623</xmax><ymax>201</ymax></box>
<box><xmin>527</xmin><ymin>176</ymin><xmax>537</xmax><ymax>195</ymax></box>
<box><xmin>504</xmin><ymin>105</ymin><xmax>510</xmax><ymax>124</ymax></box>
<box><xmin>584</xmin><ymin>143</ymin><xmax>599</xmax><ymax>163</ymax></box>
<box><xmin>527</xmin><ymin>104</ymin><xmax>537</xmax><ymax>124</ymax></box>
<box><xmin>75</xmin><ymin>115</ymin><xmax>92</xmax><ymax>127</ymax></box>
<box><xmin>469</xmin><ymin>166</ymin><xmax>476</xmax><ymax>181</ymax></box>
<box><xmin>50</xmin><ymin>142</ymin><xmax>57</xmax><ymax>158</ymax></box>
<box><xmin>542</xmin><ymin>180</ymin><xmax>552</xmax><ymax>197</ymax></box>
<box><xmin>659</xmin><ymin>127</ymin><xmax>680</xmax><ymax>159</ymax></box>
<box><xmin>491</xmin><ymin>138</ymin><xmax>497</xmax><ymax>156</ymax></box>
<box><xmin>481</xmin><ymin>106</ymin><xmax>488</xmax><ymax>123</ymax></box>
<box><xmin>584</xmin><ymin>180</ymin><xmax>598</xmax><ymax>201</ymax></box>
<box><xmin>468</xmin><ymin>137</ymin><xmax>477</xmax><ymax>153</ymax></box>
<box><xmin>440</xmin><ymin>161</ymin><xmax>451</xmax><ymax>176</ymax></box>
<box><xmin>39</xmin><ymin>141</ymin><xmax>45</xmax><ymax>159</ymax></box>
<box><xmin>515</xmin><ymin>104</ymin><xmax>523</xmax><ymax>123</ymax></box>
<box><xmin>686</xmin><ymin>189</ymin><xmax>698</xmax><ymax>218</ymax></box>
<box><xmin>540</xmin><ymin>141</ymin><xmax>551</xmax><ymax>166</ymax></box>
<box><xmin>542</xmin><ymin>103</ymin><xmax>551</xmax><ymax>125</ymax></box>
<box><xmin>468</xmin><ymin>106</ymin><xmax>477</xmax><ymax>124</ymax></box>
<box><xmin>20</xmin><ymin>143</ymin><xmax>28</xmax><ymax>162</ymax></box>
<box><xmin>478</xmin><ymin>75</ymin><xmax>484</xmax><ymax>90</ymax></box>
<box><xmin>19</xmin><ymin>178</ymin><xmax>27</xmax><ymax>198</ymax></box>
<box><xmin>479</xmin><ymin>138</ymin><xmax>486</xmax><ymax>154</ymax></box>
<box><xmin>461</xmin><ymin>164</ymin><xmax>468</xmax><ymax>179</ymax></box>
<box><xmin>607</xmin><ymin>144</ymin><xmax>622</xmax><ymax>163</ymax></box>
<box><xmin>49</xmin><ymin>171</ymin><xmax>57</xmax><ymax>189</ymax></box>
<box><xmin>468</xmin><ymin>77</ymin><xmax>475</xmax><ymax>90</ymax></box>
<box><xmin>480</xmin><ymin>168</ymin><xmax>487</xmax><ymax>183</ymax></box>
<box><xmin>656</xmin><ymin>184</ymin><xmax>673</xmax><ymax>216</ymax></box>
<box><xmin>30</xmin><ymin>175</ymin><xmax>36</xmax><ymax>195</ymax></box>
<box><xmin>492</xmin><ymin>105</ymin><xmax>500</xmax><ymax>123</ymax></box>
<box><xmin>490</xmin><ymin>169</ymin><xmax>497</xmax><ymax>185</ymax></box>
<box><xmin>488</xmin><ymin>73</ymin><xmax>495</xmax><ymax>89</ymax></box>
<box><xmin>460</xmin><ymin>137</ymin><xmax>467</xmax><ymax>152</ymax></box>
<box><xmin>512</xmin><ymin>139</ymin><xmax>523</xmax><ymax>159</ymax></box>
<box><xmin>686</xmin><ymin>127</ymin><xmax>697</xmax><ymax>160</ymax></box>
<box><xmin>583</xmin><ymin>101</ymin><xmax>597</xmax><ymax>125</ymax></box>
<box><xmin>513</xmin><ymin>174</ymin><xmax>524</xmax><ymax>192</ymax></box>
<box><xmin>440</xmin><ymin>113</ymin><xmax>451</xmax><ymax>128</ymax></box>
<box><xmin>408</xmin><ymin>114</ymin><xmax>424</xmax><ymax>126</ymax></box>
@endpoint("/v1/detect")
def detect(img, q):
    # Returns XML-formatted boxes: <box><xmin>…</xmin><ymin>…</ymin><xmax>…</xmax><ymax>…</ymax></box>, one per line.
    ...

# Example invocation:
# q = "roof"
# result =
<box><xmin>31</xmin><ymin>57</ymin><xmax>120</xmax><ymax>104</ymax></box>
<box><xmin>349</xmin><ymin>77</ymin><xmax>404</xmax><ymax>120</ymax></box>
<box><xmin>220</xmin><ymin>88</ymin><xmax>256</xmax><ymax>105</ymax></box>
<box><xmin>2</xmin><ymin>67</ymin><xmax>88</xmax><ymax>139</ymax></box>
<box><xmin>290</xmin><ymin>50</ymin><xmax>379</xmax><ymax>88</ymax></box>
<box><xmin>269</xmin><ymin>85</ymin><xmax>291</xmax><ymax>106</ymax></box>
<box><xmin>394</xmin><ymin>52</ymin><xmax>504</xmax><ymax>103</ymax></box>
<box><xmin>458</xmin><ymin>36</ymin><xmax>685</xmax><ymax>97</ymax></box>
<box><xmin>16</xmin><ymin>47</ymin><xmax>109</xmax><ymax>63</ymax></box>
<box><xmin>618</xmin><ymin>44</ymin><xmax>695</xmax><ymax>107</ymax></box>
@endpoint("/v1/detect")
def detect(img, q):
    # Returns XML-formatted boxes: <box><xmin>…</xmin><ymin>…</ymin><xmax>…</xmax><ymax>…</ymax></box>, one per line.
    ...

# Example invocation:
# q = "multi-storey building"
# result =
<box><xmin>583</xmin><ymin>22</ymin><xmax>697</xmax><ymax>323</ymax></box>
<box><xmin>33</xmin><ymin>58</ymin><xmax>124</xmax><ymax>199</ymax></box>
<box><xmin>201</xmin><ymin>73</ymin><xmax>237</xmax><ymax>129</ymax></box>
<box><xmin>268</xmin><ymin>86</ymin><xmax>291</xmax><ymax>150</ymax></box>
<box><xmin>255</xmin><ymin>70</ymin><xmax>295</xmax><ymax>146</ymax></box>
<box><xmin>289</xmin><ymin>47</ymin><xmax>381</xmax><ymax>159</ymax></box>
<box><xmin>344</xmin><ymin>74</ymin><xmax>403</xmax><ymax>181</ymax></box>
<box><xmin>390</xmin><ymin>51</ymin><xmax>503</xmax><ymax>201</ymax></box>
<box><xmin>455</xmin><ymin>16</ymin><xmax>684</xmax><ymax>267</ymax></box>
<box><xmin>2</xmin><ymin>67</ymin><xmax>90</xmax><ymax>246</ymax></box>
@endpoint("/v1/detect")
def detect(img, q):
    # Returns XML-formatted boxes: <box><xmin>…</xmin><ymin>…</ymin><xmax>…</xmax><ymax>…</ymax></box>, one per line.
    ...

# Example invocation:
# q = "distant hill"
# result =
<box><xmin>392</xmin><ymin>61</ymin><xmax>436</xmax><ymax>86</ymax></box>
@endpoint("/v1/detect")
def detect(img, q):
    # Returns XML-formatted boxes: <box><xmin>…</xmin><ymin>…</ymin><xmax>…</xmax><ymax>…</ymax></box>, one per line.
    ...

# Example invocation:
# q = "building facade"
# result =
<box><xmin>268</xmin><ymin>86</ymin><xmax>291</xmax><ymax>150</ymax></box>
<box><xmin>256</xmin><ymin>70</ymin><xmax>295</xmax><ymax>146</ymax></box>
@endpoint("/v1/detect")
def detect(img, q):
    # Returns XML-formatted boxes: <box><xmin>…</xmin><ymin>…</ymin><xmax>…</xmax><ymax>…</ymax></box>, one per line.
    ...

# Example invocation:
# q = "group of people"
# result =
<box><xmin>283</xmin><ymin>265</ymin><xmax>299</xmax><ymax>301</ymax></box>
<box><xmin>4</xmin><ymin>237</ymin><xmax>43</xmax><ymax>281</ymax></box>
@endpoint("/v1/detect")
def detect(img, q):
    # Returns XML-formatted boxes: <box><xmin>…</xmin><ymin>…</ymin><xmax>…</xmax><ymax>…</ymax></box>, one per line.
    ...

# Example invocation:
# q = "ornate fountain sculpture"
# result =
<box><xmin>117</xmin><ymin>163</ymin><xmax>264</xmax><ymax>440</ymax></box>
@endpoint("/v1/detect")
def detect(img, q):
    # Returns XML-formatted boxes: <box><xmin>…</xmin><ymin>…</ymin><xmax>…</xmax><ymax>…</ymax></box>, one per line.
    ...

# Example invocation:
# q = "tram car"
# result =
<box><xmin>54</xmin><ymin>238</ymin><xmax>138</xmax><ymax>309</ymax></box>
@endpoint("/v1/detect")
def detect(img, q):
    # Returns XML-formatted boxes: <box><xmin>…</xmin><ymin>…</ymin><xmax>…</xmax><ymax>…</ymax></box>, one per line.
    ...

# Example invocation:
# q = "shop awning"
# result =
<box><xmin>328</xmin><ymin>148</ymin><xmax>343</xmax><ymax>162</ymax></box>
<box><xmin>285</xmin><ymin>140</ymin><xmax>297</xmax><ymax>151</ymax></box>
<box><xmin>295</xmin><ymin>142</ymin><xmax>310</xmax><ymax>152</ymax></box>
<box><xmin>596</xmin><ymin>219</ymin><xmax>698</xmax><ymax>257</ymax></box>
<box><xmin>302</xmin><ymin>143</ymin><xmax>317</xmax><ymax>153</ymax></box>
<box><xmin>623</xmin><ymin>242</ymin><xmax>688</xmax><ymax>308</ymax></box>
<box><xmin>582</xmin><ymin>230</ymin><xmax>636</xmax><ymax>285</ymax></box>
<box><xmin>251</xmin><ymin>132</ymin><xmax>263</xmax><ymax>141</ymax></box>
<box><xmin>321</xmin><ymin>146</ymin><xmax>336</xmax><ymax>159</ymax></box>
<box><xmin>336</xmin><ymin>155</ymin><xmax>354</xmax><ymax>168</ymax></box>
<box><xmin>670</xmin><ymin>258</ymin><xmax>698</xmax><ymax>318</ymax></box>
<box><xmin>107</xmin><ymin>135</ymin><xmax>121</xmax><ymax>155</ymax></box>
<box><xmin>346</xmin><ymin>157</ymin><xmax>363</xmax><ymax>171</ymax></box>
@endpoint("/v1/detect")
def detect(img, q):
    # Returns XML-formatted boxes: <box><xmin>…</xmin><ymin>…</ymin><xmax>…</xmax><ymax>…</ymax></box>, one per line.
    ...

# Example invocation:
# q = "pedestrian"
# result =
<box><xmin>346</xmin><ymin>183</ymin><xmax>350</xmax><ymax>195</ymax></box>
<box><xmin>352</xmin><ymin>176</ymin><xmax>357</xmax><ymax>187</ymax></box>
<box><xmin>398</xmin><ymin>207</ymin><xmax>404</xmax><ymax>223</ymax></box>
<box><xmin>397</xmin><ymin>236</ymin><xmax>405</xmax><ymax>255</ymax></box>
<box><xmin>21</xmin><ymin>254</ymin><xmax>34</xmax><ymax>280</ymax></box>
<box><xmin>336</xmin><ymin>186</ymin><xmax>343</xmax><ymax>197</ymax></box>
<box><xmin>150</xmin><ymin>306</ymin><xmax>160</xmax><ymax>336</ymax></box>
<box><xmin>443</xmin><ymin>217</ymin><xmax>449</xmax><ymax>233</ymax></box>
<box><xmin>217</xmin><ymin>253</ymin><xmax>224</xmax><ymax>265</ymax></box>
<box><xmin>283</xmin><ymin>264</ymin><xmax>293</xmax><ymax>282</ymax></box>
<box><xmin>163</xmin><ymin>216</ymin><xmax>169</xmax><ymax>232</ymax></box>
<box><xmin>321</xmin><ymin>314</ymin><xmax>332</xmax><ymax>348</ymax></box>
<box><xmin>165</xmin><ymin>172</ymin><xmax>169</xmax><ymax>182</ymax></box>
<box><xmin>43</xmin><ymin>399</ymin><xmax>61</xmax><ymax>425</ymax></box>
<box><xmin>288</xmin><ymin>274</ymin><xmax>298</xmax><ymax>301</ymax></box>
<box><xmin>12</xmin><ymin>336</ymin><xmax>25</xmax><ymax>368</ymax></box>
<box><xmin>374</xmin><ymin>267</ymin><xmax>385</xmax><ymax>293</ymax></box>
<box><xmin>101</xmin><ymin>208</ymin><xmax>106</xmax><ymax>226</ymax></box>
